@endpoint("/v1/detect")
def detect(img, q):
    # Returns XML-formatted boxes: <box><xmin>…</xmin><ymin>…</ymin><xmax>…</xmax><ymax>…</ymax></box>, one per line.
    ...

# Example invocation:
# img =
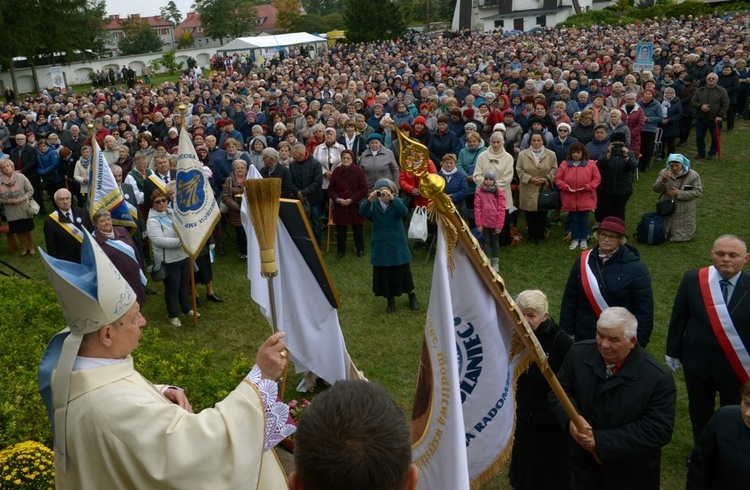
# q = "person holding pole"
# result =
<box><xmin>549</xmin><ymin>306</ymin><xmax>676</xmax><ymax>489</ymax></box>
<box><xmin>147</xmin><ymin>189</ymin><xmax>195</xmax><ymax>327</ymax></box>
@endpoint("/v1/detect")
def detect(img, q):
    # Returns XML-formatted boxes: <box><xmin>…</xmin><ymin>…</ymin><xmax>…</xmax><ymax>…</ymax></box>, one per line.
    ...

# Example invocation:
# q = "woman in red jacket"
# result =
<box><xmin>328</xmin><ymin>150</ymin><xmax>369</xmax><ymax>259</ymax></box>
<box><xmin>555</xmin><ymin>142</ymin><xmax>601</xmax><ymax>251</ymax></box>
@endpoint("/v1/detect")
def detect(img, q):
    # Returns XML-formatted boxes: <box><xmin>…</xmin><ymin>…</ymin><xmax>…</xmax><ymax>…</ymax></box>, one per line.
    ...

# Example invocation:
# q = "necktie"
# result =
<box><xmin>720</xmin><ymin>279</ymin><xmax>731</xmax><ymax>303</ymax></box>
<box><xmin>605</xmin><ymin>363</ymin><xmax>616</xmax><ymax>378</ymax></box>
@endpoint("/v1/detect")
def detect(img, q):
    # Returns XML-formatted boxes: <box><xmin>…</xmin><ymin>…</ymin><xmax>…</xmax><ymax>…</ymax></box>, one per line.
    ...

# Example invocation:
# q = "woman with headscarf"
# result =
<box><xmin>359</xmin><ymin>178</ymin><xmax>419</xmax><ymax>313</ymax></box>
<box><xmin>653</xmin><ymin>154</ymin><xmax>703</xmax><ymax>242</ymax></box>
<box><xmin>658</xmin><ymin>87</ymin><xmax>683</xmax><ymax>159</ymax></box>
<box><xmin>473</xmin><ymin>131</ymin><xmax>514</xmax><ymax>247</ymax></box>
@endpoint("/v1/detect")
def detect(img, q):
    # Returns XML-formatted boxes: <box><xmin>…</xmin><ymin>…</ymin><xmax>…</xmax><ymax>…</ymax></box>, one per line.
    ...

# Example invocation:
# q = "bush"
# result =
<box><xmin>0</xmin><ymin>275</ymin><xmax>254</xmax><ymax>450</ymax></box>
<box><xmin>0</xmin><ymin>277</ymin><xmax>62</xmax><ymax>449</ymax></box>
<box><xmin>0</xmin><ymin>441</ymin><xmax>55</xmax><ymax>489</ymax></box>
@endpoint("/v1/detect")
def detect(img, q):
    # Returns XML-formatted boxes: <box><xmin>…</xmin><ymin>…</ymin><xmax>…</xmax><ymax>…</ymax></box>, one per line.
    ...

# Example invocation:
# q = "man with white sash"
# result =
<box><xmin>667</xmin><ymin>234</ymin><xmax>750</xmax><ymax>444</ymax></box>
<box><xmin>38</xmin><ymin>230</ymin><xmax>294</xmax><ymax>489</ymax></box>
<box><xmin>43</xmin><ymin>188</ymin><xmax>94</xmax><ymax>263</ymax></box>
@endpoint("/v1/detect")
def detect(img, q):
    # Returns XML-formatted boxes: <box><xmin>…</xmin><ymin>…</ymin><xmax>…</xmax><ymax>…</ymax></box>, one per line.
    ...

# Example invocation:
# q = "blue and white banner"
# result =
<box><xmin>89</xmin><ymin>142</ymin><xmax>136</xmax><ymax>230</ymax></box>
<box><xmin>173</xmin><ymin>129</ymin><xmax>220</xmax><ymax>259</ymax></box>
<box><xmin>412</xmin><ymin>222</ymin><xmax>525</xmax><ymax>488</ymax></box>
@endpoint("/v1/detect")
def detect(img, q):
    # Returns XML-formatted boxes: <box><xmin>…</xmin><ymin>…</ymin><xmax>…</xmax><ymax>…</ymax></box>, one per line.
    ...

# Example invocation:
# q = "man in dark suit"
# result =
<box><xmin>144</xmin><ymin>155</ymin><xmax>175</xmax><ymax>214</ymax></box>
<box><xmin>43</xmin><ymin>188</ymin><xmax>94</xmax><ymax>262</ymax></box>
<box><xmin>9</xmin><ymin>133</ymin><xmax>44</xmax><ymax>213</ymax></box>
<box><xmin>550</xmin><ymin>307</ymin><xmax>675</xmax><ymax>489</ymax></box>
<box><xmin>667</xmin><ymin>234</ymin><xmax>750</xmax><ymax>443</ymax></box>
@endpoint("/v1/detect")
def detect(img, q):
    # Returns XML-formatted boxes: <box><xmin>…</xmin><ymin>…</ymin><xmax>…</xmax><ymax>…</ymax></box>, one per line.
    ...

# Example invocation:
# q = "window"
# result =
<box><xmin>536</xmin><ymin>16</ymin><xmax>546</xmax><ymax>27</ymax></box>
<box><xmin>494</xmin><ymin>20</ymin><xmax>505</xmax><ymax>28</ymax></box>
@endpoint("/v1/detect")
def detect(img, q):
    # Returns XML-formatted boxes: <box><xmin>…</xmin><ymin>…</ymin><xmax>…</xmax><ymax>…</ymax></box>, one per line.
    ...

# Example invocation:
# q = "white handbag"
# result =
<box><xmin>408</xmin><ymin>206</ymin><xmax>428</xmax><ymax>242</ymax></box>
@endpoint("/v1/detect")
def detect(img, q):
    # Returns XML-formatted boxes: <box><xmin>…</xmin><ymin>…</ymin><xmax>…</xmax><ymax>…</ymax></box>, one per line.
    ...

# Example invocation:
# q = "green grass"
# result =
<box><xmin>3</xmin><ymin>121</ymin><xmax>749</xmax><ymax>489</ymax></box>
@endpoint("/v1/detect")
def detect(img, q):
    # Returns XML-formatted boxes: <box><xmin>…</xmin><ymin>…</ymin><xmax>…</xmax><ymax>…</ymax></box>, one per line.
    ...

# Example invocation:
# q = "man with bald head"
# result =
<box><xmin>690</xmin><ymin>72</ymin><xmax>729</xmax><ymax>159</ymax></box>
<box><xmin>43</xmin><ymin>188</ymin><xmax>94</xmax><ymax>262</ymax></box>
<box><xmin>667</xmin><ymin>234</ymin><xmax>750</xmax><ymax>444</ymax></box>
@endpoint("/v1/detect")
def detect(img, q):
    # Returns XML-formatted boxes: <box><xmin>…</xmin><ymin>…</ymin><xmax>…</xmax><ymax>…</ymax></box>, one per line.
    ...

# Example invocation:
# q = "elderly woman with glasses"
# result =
<box><xmin>559</xmin><ymin>216</ymin><xmax>654</xmax><ymax>347</ymax></box>
<box><xmin>147</xmin><ymin>189</ymin><xmax>194</xmax><ymax>327</ymax></box>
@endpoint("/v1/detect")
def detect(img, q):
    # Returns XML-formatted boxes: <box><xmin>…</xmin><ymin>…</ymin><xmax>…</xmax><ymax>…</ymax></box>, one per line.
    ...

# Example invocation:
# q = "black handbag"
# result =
<box><xmin>150</xmin><ymin>262</ymin><xmax>167</xmax><ymax>282</ymax></box>
<box><xmin>656</xmin><ymin>197</ymin><xmax>676</xmax><ymax>216</ymax></box>
<box><xmin>537</xmin><ymin>189</ymin><xmax>560</xmax><ymax>210</ymax></box>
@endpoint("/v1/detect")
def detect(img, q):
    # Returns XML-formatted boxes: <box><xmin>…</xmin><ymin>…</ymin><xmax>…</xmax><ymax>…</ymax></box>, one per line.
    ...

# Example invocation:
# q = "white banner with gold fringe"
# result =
<box><xmin>412</xmin><ymin>221</ymin><xmax>525</xmax><ymax>489</ymax></box>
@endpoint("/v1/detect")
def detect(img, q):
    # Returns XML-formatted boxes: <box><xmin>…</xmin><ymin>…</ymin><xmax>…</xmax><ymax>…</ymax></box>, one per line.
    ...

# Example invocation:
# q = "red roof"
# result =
<box><xmin>255</xmin><ymin>3</ymin><xmax>278</xmax><ymax>31</ymax></box>
<box><xmin>174</xmin><ymin>12</ymin><xmax>202</xmax><ymax>39</ymax></box>
<box><xmin>172</xmin><ymin>3</ymin><xmax>280</xmax><ymax>41</ymax></box>
<box><xmin>106</xmin><ymin>14</ymin><xmax>173</xmax><ymax>30</ymax></box>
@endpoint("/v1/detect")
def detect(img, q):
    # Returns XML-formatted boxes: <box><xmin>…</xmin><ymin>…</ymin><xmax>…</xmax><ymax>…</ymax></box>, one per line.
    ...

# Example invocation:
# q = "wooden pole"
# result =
<box><xmin>392</xmin><ymin>121</ymin><xmax>603</xmax><ymax>464</ymax></box>
<box><xmin>177</xmin><ymin>103</ymin><xmax>200</xmax><ymax>325</ymax></box>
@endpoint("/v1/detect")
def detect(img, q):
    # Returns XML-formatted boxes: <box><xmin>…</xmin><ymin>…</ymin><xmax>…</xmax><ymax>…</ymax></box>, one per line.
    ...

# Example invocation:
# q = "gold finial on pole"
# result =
<box><xmin>178</xmin><ymin>104</ymin><xmax>187</xmax><ymax>131</ymax></box>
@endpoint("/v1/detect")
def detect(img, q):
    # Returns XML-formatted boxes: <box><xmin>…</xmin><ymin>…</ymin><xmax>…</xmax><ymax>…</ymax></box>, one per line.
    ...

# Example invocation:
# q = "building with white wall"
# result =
<box><xmin>452</xmin><ymin>0</ymin><xmax>613</xmax><ymax>32</ymax></box>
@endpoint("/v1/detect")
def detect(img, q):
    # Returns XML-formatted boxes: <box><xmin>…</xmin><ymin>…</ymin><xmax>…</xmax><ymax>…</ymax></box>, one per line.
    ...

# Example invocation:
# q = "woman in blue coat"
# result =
<box><xmin>36</xmin><ymin>138</ymin><xmax>64</xmax><ymax>207</ymax></box>
<box><xmin>438</xmin><ymin>153</ymin><xmax>469</xmax><ymax>219</ymax></box>
<box><xmin>359</xmin><ymin>178</ymin><xmax>419</xmax><ymax>313</ymax></box>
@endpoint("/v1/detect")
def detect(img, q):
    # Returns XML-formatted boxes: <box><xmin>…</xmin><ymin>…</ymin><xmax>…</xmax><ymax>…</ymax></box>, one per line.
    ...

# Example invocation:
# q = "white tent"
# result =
<box><xmin>219</xmin><ymin>32</ymin><xmax>326</xmax><ymax>56</ymax></box>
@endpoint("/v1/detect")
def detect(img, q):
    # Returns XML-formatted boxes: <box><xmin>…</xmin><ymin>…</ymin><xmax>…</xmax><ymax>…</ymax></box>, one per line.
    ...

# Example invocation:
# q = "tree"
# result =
<box><xmin>275</xmin><ymin>0</ymin><xmax>303</xmax><ymax>32</ymax></box>
<box><xmin>343</xmin><ymin>0</ymin><xmax>406</xmax><ymax>43</ymax></box>
<box><xmin>152</xmin><ymin>49</ymin><xmax>184</xmax><ymax>75</ymax></box>
<box><xmin>160</xmin><ymin>1</ymin><xmax>183</xmax><ymax>25</ymax></box>
<box><xmin>193</xmin><ymin>0</ymin><xmax>259</xmax><ymax>43</ymax></box>
<box><xmin>118</xmin><ymin>17</ymin><xmax>164</xmax><ymax>55</ymax></box>
<box><xmin>302</xmin><ymin>0</ymin><xmax>341</xmax><ymax>16</ymax></box>
<box><xmin>0</xmin><ymin>0</ymin><xmax>108</xmax><ymax>93</ymax></box>
<box><xmin>291</xmin><ymin>14</ymin><xmax>330</xmax><ymax>33</ymax></box>
<box><xmin>322</xmin><ymin>12</ymin><xmax>344</xmax><ymax>30</ymax></box>
<box><xmin>177</xmin><ymin>30</ymin><xmax>195</xmax><ymax>49</ymax></box>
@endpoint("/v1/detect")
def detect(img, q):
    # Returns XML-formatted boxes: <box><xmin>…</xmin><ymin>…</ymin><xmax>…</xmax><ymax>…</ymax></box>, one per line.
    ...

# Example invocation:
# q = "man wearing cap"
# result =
<box><xmin>38</xmin><ymin>231</ymin><xmax>293</xmax><ymax>489</ymax></box>
<box><xmin>666</xmin><ymin>234</ymin><xmax>750</xmax><ymax>444</ymax></box>
<box><xmin>560</xmin><ymin>216</ymin><xmax>654</xmax><ymax>347</ymax></box>
<box><xmin>43</xmin><ymin>188</ymin><xmax>94</xmax><ymax>263</ymax></box>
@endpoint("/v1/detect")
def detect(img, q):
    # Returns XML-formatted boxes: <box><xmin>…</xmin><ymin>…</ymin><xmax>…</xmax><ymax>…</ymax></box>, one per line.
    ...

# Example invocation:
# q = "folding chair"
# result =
<box><xmin>0</xmin><ymin>214</ymin><xmax>18</xmax><ymax>254</ymax></box>
<box><xmin>650</xmin><ymin>127</ymin><xmax>664</xmax><ymax>171</ymax></box>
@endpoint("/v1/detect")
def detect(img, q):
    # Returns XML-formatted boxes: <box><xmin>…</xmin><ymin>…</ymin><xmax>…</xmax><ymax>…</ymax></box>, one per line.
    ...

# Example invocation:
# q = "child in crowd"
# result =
<box><xmin>474</xmin><ymin>169</ymin><xmax>506</xmax><ymax>272</ymax></box>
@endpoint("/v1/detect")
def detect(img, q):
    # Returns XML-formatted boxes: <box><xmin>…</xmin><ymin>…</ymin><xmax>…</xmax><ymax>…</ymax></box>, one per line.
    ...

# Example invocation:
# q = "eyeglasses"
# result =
<box><xmin>558</xmin><ymin>129</ymin><xmax>569</xmax><ymax>132</ymax></box>
<box><xmin>153</xmin><ymin>198</ymin><xmax>168</xmax><ymax>204</ymax></box>
<box><xmin>598</xmin><ymin>233</ymin><xmax>620</xmax><ymax>241</ymax></box>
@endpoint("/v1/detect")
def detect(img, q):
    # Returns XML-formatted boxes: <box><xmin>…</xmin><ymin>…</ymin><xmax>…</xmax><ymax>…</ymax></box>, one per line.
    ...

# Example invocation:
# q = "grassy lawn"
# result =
<box><xmin>2</xmin><ymin>119</ymin><xmax>749</xmax><ymax>489</ymax></box>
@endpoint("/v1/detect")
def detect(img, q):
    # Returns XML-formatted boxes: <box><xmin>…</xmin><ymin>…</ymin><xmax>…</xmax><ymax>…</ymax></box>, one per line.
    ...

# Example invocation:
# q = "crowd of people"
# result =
<box><xmin>1</xmin><ymin>11</ymin><xmax>749</xmax><ymax>489</ymax></box>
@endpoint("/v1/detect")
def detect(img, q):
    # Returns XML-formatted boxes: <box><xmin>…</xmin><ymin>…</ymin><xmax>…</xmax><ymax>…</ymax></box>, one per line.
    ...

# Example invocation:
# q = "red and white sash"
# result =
<box><xmin>698</xmin><ymin>266</ymin><xmax>750</xmax><ymax>383</ymax></box>
<box><xmin>580</xmin><ymin>249</ymin><xmax>609</xmax><ymax>317</ymax></box>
